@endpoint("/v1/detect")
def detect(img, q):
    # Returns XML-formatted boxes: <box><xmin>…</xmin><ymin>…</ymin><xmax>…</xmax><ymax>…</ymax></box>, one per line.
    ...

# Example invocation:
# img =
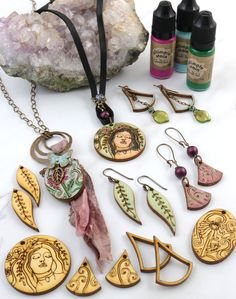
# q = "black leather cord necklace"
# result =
<box><xmin>37</xmin><ymin>0</ymin><xmax>146</xmax><ymax>162</ymax></box>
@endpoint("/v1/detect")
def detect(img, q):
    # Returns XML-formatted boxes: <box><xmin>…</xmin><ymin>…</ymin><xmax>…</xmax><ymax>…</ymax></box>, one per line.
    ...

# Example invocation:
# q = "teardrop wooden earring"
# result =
<box><xmin>156</xmin><ymin>144</ymin><xmax>211</xmax><ymax>210</ymax></box>
<box><xmin>120</xmin><ymin>85</ymin><xmax>169</xmax><ymax>124</ymax></box>
<box><xmin>155</xmin><ymin>84</ymin><xmax>211</xmax><ymax>123</ymax></box>
<box><xmin>103</xmin><ymin>168</ymin><xmax>142</xmax><ymax>225</ymax></box>
<box><xmin>137</xmin><ymin>176</ymin><xmax>176</xmax><ymax>235</ymax></box>
<box><xmin>165</xmin><ymin>127</ymin><xmax>223</xmax><ymax>186</ymax></box>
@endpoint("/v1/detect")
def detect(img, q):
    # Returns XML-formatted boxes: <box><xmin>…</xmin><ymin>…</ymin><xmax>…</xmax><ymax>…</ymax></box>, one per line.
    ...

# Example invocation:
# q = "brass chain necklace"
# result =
<box><xmin>0</xmin><ymin>1</ymin><xmax>112</xmax><ymax>269</ymax></box>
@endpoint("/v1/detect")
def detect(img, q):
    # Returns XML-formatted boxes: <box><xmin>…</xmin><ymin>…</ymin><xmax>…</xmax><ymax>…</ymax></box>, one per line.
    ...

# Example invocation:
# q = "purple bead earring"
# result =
<box><xmin>156</xmin><ymin>143</ymin><xmax>211</xmax><ymax>211</ymax></box>
<box><xmin>165</xmin><ymin>127</ymin><xmax>223</xmax><ymax>186</ymax></box>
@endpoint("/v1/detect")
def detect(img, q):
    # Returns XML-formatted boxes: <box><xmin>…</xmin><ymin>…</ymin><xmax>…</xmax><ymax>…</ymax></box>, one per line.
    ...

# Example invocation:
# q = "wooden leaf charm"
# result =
<box><xmin>105</xmin><ymin>250</ymin><xmax>140</xmax><ymax>288</ymax></box>
<box><xmin>66</xmin><ymin>258</ymin><xmax>101</xmax><ymax>296</ymax></box>
<box><xmin>126</xmin><ymin>232</ymin><xmax>172</xmax><ymax>273</ymax></box>
<box><xmin>196</xmin><ymin>161</ymin><xmax>223</xmax><ymax>186</ymax></box>
<box><xmin>154</xmin><ymin>236</ymin><xmax>193</xmax><ymax>286</ymax></box>
<box><xmin>113</xmin><ymin>180</ymin><xmax>142</xmax><ymax>225</ymax></box>
<box><xmin>147</xmin><ymin>189</ymin><xmax>176</xmax><ymax>235</ymax></box>
<box><xmin>11</xmin><ymin>190</ymin><xmax>39</xmax><ymax>231</ymax></box>
<box><xmin>16</xmin><ymin>165</ymin><xmax>41</xmax><ymax>206</ymax></box>
<box><xmin>182</xmin><ymin>179</ymin><xmax>211</xmax><ymax>210</ymax></box>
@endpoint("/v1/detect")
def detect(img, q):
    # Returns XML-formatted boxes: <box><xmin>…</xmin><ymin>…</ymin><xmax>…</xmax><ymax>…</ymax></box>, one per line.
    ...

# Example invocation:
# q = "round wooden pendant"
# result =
<box><xmin>94</xmin><ymin>122</ymin><xmax>146</xmax><ymax>161</ymax></box>
<box><xmin>5</xmin><ymin>235</ymin><xmax>71</xmax><ymax>295</ymax></box>
<box><xmin>192</xmin><ymin>209</ymin><xmax>236</xmax><ymax>264</ymax></box>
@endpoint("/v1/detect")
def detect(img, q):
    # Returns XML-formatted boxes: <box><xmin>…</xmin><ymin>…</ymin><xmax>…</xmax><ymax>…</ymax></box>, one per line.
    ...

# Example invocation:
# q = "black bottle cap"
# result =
<box><xmin>191</xmin><ymin>11</ymin><xmax>216</xmax><ymax>51</ymax></box>
<box><xmin>177</xmin><ymin>0</ymin><xmax>200</xmax><ymax>32</ymax></box>
<box><xmin>152</xmin><ymin>1</ymin><xmax>176</xmax><ymax>40</ymax></box>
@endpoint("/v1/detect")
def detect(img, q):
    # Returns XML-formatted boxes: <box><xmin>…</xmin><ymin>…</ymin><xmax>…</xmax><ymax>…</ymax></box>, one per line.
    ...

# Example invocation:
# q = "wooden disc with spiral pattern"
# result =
<box><xmin>5</xmin><ymin>235</ymin><xmax>71</xmax><ymax>295</ymax></box>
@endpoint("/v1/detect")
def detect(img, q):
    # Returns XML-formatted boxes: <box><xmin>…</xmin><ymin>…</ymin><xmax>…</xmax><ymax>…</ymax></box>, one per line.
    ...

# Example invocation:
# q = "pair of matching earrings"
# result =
<box><xmin>120</xmin><ymin>85</ymin><xmax>169</xmax><ymax>124</ymax></box>
<box><xmin>103</xmin><ymin>168</ymin><xmax>176</xmax><ymax>235</ymax></box>
<box><xmin>11</xmin><ymin>166</ymin><xmax>41</xmax><ymax>231</ymax></box>
<box><xmin>120</xmin><ymin>85</ymin><xmax>211</xmax><ymax>124</ymax></box>
<box><xmin>157</xmin><ymin>127</ymin><xmax>223</xmax><ymax>210</ymax></box>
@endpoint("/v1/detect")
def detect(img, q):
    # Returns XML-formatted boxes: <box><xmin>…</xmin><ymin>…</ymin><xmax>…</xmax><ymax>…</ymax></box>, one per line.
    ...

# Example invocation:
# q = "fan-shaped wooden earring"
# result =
<box><xmin>66</xmin><ymin>258</ymin><xmax>101</xmax><ymax>296</ymax></box>
<box><xmin>126</xmin><ymin>232</ymin><xmax>172</xmax><ymax>273</ymax></box>
<box><xmin>105</xmin><ymin>250</ymin><xmax>140</xmax><ymax>288</ymax></box>
<box><xmin>153</xmin><ymin>236</ymin><xmax>193</xmax><ymax>286</ymax></box>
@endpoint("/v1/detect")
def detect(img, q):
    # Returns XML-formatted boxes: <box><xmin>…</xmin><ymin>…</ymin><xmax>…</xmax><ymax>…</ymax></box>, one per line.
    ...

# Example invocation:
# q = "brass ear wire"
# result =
<box><xmin>156</xmin><ymin>144</ymin><xmax>178</xmax><ymax>167</ymax></box>
<box><xmin>137</xmin><ymin>175</ymin><xmax>167</xmax><ymax>191</ymax></box>
<box><xmin>102</xmin><ymin>168</ymin><xmax>133</xmax><ymax>183</ymax></box>
<box><xmin>165</xmin><ymin>127</ymin><xmax>189</xmax><ymax>148</ymax></box>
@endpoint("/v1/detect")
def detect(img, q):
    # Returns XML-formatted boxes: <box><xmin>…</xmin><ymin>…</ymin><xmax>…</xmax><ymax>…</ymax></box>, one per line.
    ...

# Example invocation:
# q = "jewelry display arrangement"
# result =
<box><xmin>0</xmin><ymin>0</ymin><xmax>235</xmax><ymax>298</ymax></box>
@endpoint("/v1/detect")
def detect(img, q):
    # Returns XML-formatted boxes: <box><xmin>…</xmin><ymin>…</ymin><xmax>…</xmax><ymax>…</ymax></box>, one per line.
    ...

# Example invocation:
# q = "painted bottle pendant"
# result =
<box><xmin>94</xmin><ymin>122</ymin><xmax>146</xmax><ymax>162</ymax></box>
<box><xmin>44</xmin><ymin>152</ymin><xmax>84</xmax><ymax>201</ymax></box>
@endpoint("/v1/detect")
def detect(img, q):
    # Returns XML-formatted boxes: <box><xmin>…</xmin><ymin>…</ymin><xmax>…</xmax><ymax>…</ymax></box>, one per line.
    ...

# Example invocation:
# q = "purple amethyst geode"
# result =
<box><xmin>0</xmin><ymin>0</ymin><xmax>148</xmax><ymax>92</ymax></box>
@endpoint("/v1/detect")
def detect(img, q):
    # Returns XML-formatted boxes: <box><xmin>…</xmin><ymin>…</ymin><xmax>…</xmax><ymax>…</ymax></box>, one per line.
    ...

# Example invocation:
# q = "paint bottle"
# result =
<box><xmin>175</xmin><ymin>0</ymin><xmax>200</xmax><ymax>73</ymax></box>
<box><xmin>187</xmin><ymin>11</ymin><xmax>216</xmax><ymax>91</ymax></box>
<box><xmin>150</xmin><ymin>1</ymin><xmax>176</xmax><ymax>79</ymax></box>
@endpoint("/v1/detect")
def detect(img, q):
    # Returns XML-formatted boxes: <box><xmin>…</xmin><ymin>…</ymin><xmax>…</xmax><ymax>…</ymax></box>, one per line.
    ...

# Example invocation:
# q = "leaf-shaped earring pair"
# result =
<box><xmin>11</xmin><ymin>166</ymin><xmax>41</xmax><ymax>231</ymax></box>
<box><xmin>103</xmin><ymin>169</ymin><xmax>176</xmax><ymax>235</ymax></box>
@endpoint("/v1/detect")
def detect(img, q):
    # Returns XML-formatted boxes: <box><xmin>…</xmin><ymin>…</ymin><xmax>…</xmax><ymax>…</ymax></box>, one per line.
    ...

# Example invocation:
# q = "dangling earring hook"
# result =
<box><xmin>165</xmin><ymin>127</ymin><xmax>189</xmax><ymax>148</ymax></box>
<box><xmin>137</xmin><ymin>176</ymin><xmax>167</xmax><ymax>191</ymax></box>
<box><xmin>103</xmin><ymin>168</ymin><xmax>133</xmax><ymax>183</ymax></box>
<box><xmin>156</xmin><ymin>144</ymin><xmax>178</xmax><ymax>168</ymax></box>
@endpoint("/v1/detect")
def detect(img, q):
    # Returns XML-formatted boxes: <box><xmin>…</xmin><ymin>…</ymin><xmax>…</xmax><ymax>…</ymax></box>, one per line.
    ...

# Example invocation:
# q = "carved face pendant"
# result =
<box><xmin>5</xmin><ymin>235</ymin><xmax>71</xmax><ymax>295</ymax></box>
<box><xmin>94</xmin><ymin>122</ymin><xmax>146</xmax><ymax>162</ymax></box>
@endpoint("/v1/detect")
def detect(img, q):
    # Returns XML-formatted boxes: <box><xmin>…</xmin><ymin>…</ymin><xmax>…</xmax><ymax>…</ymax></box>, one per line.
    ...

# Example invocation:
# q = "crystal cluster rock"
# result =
<box><xmin>0</xmin><ymin>0</ymin><xmax>148</xmax><ymax>92</ymax></box>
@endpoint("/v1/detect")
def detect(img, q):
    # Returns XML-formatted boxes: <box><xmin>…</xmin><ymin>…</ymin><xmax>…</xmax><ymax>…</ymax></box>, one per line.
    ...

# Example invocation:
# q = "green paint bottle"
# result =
<box><xmin>187</xmin><ymin>11</ymin><xmax>216</xmax><ymax>91</ymax></box>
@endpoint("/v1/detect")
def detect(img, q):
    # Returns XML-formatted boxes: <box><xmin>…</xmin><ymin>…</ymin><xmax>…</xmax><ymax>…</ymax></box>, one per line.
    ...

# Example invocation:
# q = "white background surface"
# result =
<box><xmin>0</xmin><ymin>0</ymin><xmax>236</xmax><ymax>298</ymax></box>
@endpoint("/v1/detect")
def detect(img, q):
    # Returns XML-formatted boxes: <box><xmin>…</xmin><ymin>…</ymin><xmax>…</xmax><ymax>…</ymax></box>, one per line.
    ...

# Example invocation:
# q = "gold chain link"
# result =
<box><xmin>0</xmin><ymin>78</ymin><xmax>49</xmax><ymax>134</ymax></box>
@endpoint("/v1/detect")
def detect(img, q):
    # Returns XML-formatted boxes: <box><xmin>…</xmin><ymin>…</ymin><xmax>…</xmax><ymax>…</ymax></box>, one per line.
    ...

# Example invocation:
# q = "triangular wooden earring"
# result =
<box><xmin>66</xmin><ymin>258</ymin><xmax>101</xmax><ymax>296</ymax></box>
<box><xmin>126</xmin><ymin>232</ymin><xmax>172</xmax><ymax>273</ymax></box>
<box><xmin>153</xmin><ymin>236</ymin><xmax>193</xmax><ymax>286</ymax></box>
<box><xmin>105</xmin><ymin>250</ymin><xmax>140</xmax><ymax>288</ymax></box>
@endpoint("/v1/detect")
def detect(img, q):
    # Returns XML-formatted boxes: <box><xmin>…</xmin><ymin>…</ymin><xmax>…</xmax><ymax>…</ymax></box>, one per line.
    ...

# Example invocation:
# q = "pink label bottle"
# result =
<box><xmin>150</xmin><ymin>1</ymin><xmax>176</xmax><ymax>79</ymax></box>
